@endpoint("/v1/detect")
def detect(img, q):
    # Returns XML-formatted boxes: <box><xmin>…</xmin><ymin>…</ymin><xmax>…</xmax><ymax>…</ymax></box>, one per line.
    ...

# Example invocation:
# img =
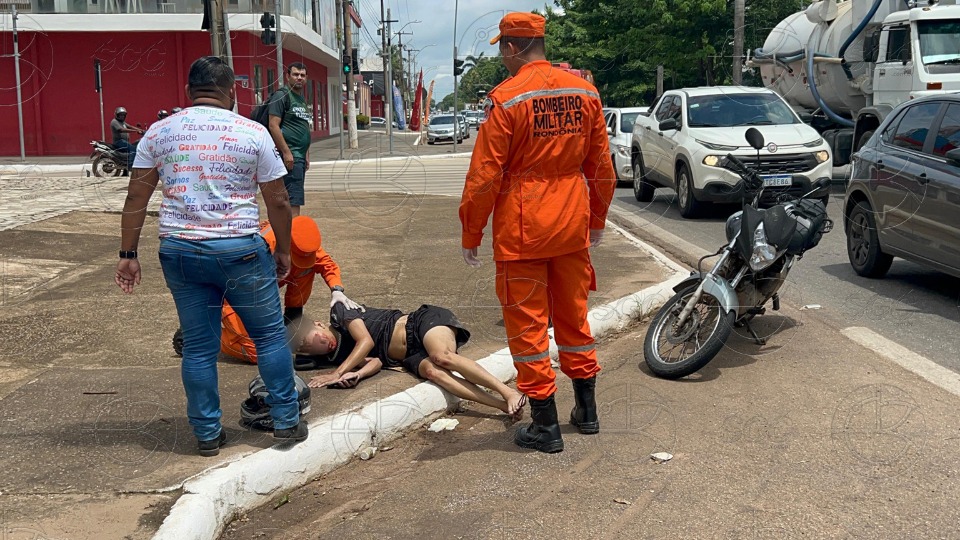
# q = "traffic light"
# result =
<box><xmin>260</xmin><ymin>12</ymin><xmax>276</xmax><ymax>45</ymax></box>
<box><xmin>454</xmin><ymin>58</ymin><xmax>465</xmax><ymax>76</ymax></box>
<box><xmin>351</xmin><ymin>47</ymin><xmax>360</xmax><ymax>74</ymax></box>
<box><xmin>342</xmin><ymin>51</ymin><xmax>352</xmax><ymax>74</ymax></box>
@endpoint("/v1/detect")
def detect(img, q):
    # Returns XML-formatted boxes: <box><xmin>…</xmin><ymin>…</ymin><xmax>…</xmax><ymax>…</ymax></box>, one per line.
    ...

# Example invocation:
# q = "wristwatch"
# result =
<box><xmin>119</xmin><ymin>250</ymin><xmax>138</xmax><ymax>259</ymax></box>
<box><xmin>331</xmin><ymin>285</ymin><xmax>345</xmax><ymax>293</ymax></box>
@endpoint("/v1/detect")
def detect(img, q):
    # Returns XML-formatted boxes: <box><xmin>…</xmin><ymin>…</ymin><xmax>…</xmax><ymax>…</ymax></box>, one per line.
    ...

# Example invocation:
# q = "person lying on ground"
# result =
<box><xmin>296</xmin><ymin>303</ymin><xmax>527</xmax><ymax>419</ymax></box>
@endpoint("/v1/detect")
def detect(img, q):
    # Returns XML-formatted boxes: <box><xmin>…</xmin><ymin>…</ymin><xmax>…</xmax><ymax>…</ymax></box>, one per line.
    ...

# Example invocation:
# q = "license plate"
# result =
<box><xmin>762</xmin><ymin>174</ymin><xmax>793</xmax><ymax>187</ymax></box>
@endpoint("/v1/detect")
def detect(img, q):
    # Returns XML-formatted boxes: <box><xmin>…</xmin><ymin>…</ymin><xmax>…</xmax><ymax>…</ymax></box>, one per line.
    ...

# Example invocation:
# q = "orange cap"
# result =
<box><xmin>489</xmin><ymin>12</ymin><xmax>546</xmax><ymax>45</ymax></box>
<box><xmin>290</xmin><ymin>216</ymin><xmax>321</xmax><ymax>269</ymax></box>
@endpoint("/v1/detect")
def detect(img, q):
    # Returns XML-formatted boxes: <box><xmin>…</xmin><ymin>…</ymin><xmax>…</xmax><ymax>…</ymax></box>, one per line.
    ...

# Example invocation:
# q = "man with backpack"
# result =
<box><xmin>264</xmin><ymin>62</ymin><xmax>313</xmax><ymax>216</ymax></box>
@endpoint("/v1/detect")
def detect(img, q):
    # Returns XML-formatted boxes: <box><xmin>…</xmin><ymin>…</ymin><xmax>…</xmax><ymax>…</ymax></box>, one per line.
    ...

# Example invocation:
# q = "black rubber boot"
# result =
<box><xmin>514</xmin><ymin>394</ymin><xmax>564</xmax><ymax>453</ymax></box>
<box><xmin>570</xmin><ymin>376</ymin><xmax>599</xmax><ymax>434</ymax></box>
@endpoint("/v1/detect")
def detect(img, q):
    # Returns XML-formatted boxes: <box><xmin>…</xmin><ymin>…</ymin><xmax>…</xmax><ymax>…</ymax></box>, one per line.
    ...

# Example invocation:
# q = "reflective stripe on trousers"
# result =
<box><xmin>496</xmin><ymin>248</ymin><xmax>601</xmax><ymax>400</ymax></box>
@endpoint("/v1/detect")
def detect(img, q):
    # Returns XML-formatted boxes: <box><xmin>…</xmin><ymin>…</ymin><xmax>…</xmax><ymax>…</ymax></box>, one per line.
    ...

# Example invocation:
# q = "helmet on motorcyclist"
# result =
<box><xmin>114</xmin><ymin>107</ymin><xmax>127</xmax><ymax>117</ymax></box>
<box><xmin>171</xmin><ymin>107</ymin><xmax>182</xmax><ymax>114</ymax></box>
<box><xmin>157</xmin><ymin>109</ymin><xmax>169</xmax><ymax>120</ymax></box>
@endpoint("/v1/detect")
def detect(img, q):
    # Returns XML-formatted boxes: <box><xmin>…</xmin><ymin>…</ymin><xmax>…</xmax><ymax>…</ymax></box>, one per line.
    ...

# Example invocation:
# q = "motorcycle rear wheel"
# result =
<box><xmin>92</xmin><ymin>156</ymin><xmax>121</xmax><ymax>178</ymax></box>
<box><xmin>643</xmin><ymin>284</ymin><xmax>736</xmax><ymax>379</ymax></box>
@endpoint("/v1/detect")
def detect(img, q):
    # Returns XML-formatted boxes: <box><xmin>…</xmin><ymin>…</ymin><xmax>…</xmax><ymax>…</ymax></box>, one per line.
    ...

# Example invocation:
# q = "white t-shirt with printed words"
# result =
<box><xmin>134</xmin><ymin>105</ymin><xmax>287</xmax><ymax>240</ymax></box>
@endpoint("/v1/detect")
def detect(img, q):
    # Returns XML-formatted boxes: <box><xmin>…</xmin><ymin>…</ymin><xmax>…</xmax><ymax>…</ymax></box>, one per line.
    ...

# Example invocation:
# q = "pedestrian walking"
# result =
<box><xmin>266</xmin><ymin>62</ymin><xmax>313</xmax><ymax>217</ymax></box>
<box><xmin>114</xmin><ymin>56</ymin><xmax>308</xmax><ymax>457</ymax></box>
<box><xmin>459</xmin><ymin>12</ymin><xmax>617</xmax><ymax>454</ymax></box>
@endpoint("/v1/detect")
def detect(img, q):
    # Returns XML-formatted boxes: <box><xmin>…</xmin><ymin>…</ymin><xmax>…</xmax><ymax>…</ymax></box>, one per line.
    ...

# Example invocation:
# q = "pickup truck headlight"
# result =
<box><xmin>616</xmin><ymin>145</ymin><xmax>630</xmax><ymax>158</ymax></box>
<box><xmin>695</xmin><ymin>139</ymin><xmax>738</xmax><ymax>151</ymax></box>
<box><xmin>702</xmin><ymin>155</ymin><xmax>722</xmax><ymax>167</ymax></box>
<box><xmin>815</xmin><ymin>150</ymin><xmax>830</xmax><ymax>163</ymax></box>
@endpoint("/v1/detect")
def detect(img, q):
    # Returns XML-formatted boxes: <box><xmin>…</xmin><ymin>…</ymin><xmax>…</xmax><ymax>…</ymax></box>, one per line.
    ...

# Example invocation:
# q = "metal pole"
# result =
<box><xmin>275</xmin><ymin>0</ymin><xmax>283</xmax><ymax>83</ymax></box>
<box><xmin>336</xmin><ymin>0</ymin><xmax>343</xmax><ymax>159</ymax></box>
<box><xmin>344</xmin><ymin>0</ymin><xmax>357</xmax><ymax>148</ymax></box>
<box><xmin>12</xmin><ymin>6</ymin><xmax>25</xmax><ymax>161</ymax></box>
<box><xmin>222</xmin><ymin>3</ymin><xmax>234</xmax><ymax>71</ymax></box>
<box><xmin>386</xmin><ymin>7</ymin><xmax>393</xmax><ymax>154</ymax></box>
<box><xmin>733</xmin><ymin>0</ymin><xmax>745</xmax><ymax>85</ymax></box>
<box><xmin>656</xmin><ymin>65</ymin><xmax>664</xmax><ymax>98</ymax></box>
<box><xmin>452</xmin><ymin>0</ymin><xmax>458</xmax><ymax>153</ymax></box>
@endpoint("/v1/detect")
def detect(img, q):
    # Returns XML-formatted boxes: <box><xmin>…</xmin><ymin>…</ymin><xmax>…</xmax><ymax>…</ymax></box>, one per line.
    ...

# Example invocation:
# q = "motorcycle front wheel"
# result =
<box><xmin>643</xmin><ymin>284</ymin><xmax>736</xmax><ymax>379</ymax></box>
<box><xmin>92</xmin><ymin>156</ymin><xmax>121</xmax><ymax>178</ymax></box>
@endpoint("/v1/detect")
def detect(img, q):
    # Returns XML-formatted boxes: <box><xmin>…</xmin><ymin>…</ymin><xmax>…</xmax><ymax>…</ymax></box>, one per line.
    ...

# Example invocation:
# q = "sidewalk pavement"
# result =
<box><xmin>0</xmin><ymin>129</ymin><xmax>472</xmax><ymax>175</ymax></box>
<box><xmin>0</xmin><ymin>191</ymin><xmax>669</xmax><ymax>540</ymax></box>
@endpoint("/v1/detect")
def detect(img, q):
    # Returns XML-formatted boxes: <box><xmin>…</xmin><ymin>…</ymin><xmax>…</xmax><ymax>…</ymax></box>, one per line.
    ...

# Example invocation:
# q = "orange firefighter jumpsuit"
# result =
<box><xmin>220</xmin><ymin>220</ymin><xmax>343</xmax><ymax>363</ymax></box>
<box><xmin>459</xmin><ymin>60</ymin><xmax>616</xmax><ymax>400</ymax></box>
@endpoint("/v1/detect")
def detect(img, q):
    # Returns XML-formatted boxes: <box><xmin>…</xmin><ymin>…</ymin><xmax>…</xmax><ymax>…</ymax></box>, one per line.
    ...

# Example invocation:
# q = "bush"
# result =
<box><xmin>357</xmin><ymin>114</ymin><xmax>370</xmax><ymax>124</ymax></box>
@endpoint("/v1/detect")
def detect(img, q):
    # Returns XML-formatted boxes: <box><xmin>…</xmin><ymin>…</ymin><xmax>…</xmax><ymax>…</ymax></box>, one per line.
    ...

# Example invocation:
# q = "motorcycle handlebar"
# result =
<box><xmin>724</xmin><ymin>154</ymin><xmax>763</xmax><ymax>190</ymax></box>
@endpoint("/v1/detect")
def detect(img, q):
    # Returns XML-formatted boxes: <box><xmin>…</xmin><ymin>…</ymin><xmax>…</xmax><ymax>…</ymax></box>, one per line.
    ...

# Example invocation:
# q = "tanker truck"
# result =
<box><xmin>751</xmin><ymin>0</ymin><xmax>960</xmax><ymax>165</ymax></box>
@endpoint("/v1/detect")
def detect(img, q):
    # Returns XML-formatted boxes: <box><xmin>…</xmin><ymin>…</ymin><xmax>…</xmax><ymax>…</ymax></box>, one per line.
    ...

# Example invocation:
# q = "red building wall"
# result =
<box><xmin>0</xmin><ymin>30</ymin><xmax>330</xmax><ymax>156</ymax></box>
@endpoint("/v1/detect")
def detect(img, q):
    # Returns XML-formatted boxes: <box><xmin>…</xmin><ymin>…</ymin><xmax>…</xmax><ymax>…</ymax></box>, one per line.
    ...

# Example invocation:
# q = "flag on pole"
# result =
<box><xmin>424</xmin><ymin>80</ymin><xmax>435</xmax><ymax>127</ymax></box>
<box><xmin>409</xmin><ymin>69</ymin><xmax>424</xmax><ymax>131</ymax></box>
<box><xmin>392</xmin><ymin>84</ymin><xmax>406</xmax><ymax>131</ymax></box>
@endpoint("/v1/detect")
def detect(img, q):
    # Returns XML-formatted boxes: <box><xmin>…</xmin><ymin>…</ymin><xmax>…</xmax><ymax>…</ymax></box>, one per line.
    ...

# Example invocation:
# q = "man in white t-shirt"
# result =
<box><xmin>114</xmin><ymin>56</ymin><xmax>308</xmax><ymax>457</ymax></box>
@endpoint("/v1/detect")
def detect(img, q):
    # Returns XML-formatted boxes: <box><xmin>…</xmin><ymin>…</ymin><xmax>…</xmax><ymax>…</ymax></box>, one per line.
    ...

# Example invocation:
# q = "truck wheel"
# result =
<box><xmin>676</xmin><ymin>164</ymin><xmax>704</xmax><ymax>218</ymax></box>
<box><xmin>632</xmin><ymin>154</ymin><xmax>654</xmax><ymax>202</ymax></box>
<box><xmin>846</xmin><ymin>200</ymin><xmax>893</xmax><ymax>278</ymax></box>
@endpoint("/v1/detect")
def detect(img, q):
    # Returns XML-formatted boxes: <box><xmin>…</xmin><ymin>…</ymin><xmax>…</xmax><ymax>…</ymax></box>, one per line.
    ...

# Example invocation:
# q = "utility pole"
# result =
<box><xmin>336</xmin><ymin>0</ymin><xmax>344</xmax><ymax>159</ymax></box>
<box><xmin>343</xmin><ymin>0</ymin><xmax>358</xmax><ymax>148</ymax></box>
<box><xmin>656</xmin><ymin>65</ymin><xmax>664</xmax><ymax>98</ymax></box>
<box><xmin>383</xmin><ymin>7</ymin><xmax>397</xmax><ymax>153</ymax></box>
<box><xmin>394</xmin><ymin>30</ymin><xmax>412</xmax><ymax>117</ymax></box>
<box><xmin>452</xmin><ymin>0</ymin><xmax>458</xmax><ymax>153</ymax></box>
<box><xmin>12</xmin><ymin>6</ymin><xmax>25</xmax><ymax>161</ymax></box>
<box><xmin>276</xmin><ymin>0</ymin><xmax>283</xmax><ymax>85</ymax></box>
<box><xmin>733</xmin><ymin>0</ymin><xmax>745</xmax><ymax>85</ymax></box>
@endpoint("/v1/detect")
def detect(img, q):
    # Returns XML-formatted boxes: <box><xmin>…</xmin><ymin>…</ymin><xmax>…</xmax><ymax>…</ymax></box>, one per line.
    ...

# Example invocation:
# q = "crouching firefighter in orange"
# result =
<box><xmin>172</xmin><ymin>216</ymin><xmax>361</xmax><ymax>363</ymax></box>
<box><xmin>459</xmin><ymin>12</ymin><xmax>616</xmax><ymax>454</ymax></box>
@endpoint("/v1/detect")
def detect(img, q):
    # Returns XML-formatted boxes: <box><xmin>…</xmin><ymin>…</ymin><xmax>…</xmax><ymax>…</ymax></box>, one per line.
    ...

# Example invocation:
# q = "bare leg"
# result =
<box><xmin>418</xmin><ymin>359</ymin><xmax>508</xmax><ymax>412</ymax></box>
<box><xmin>422</xmin><ymin>327</ymin><xmax>526</xmax><ymax>415</ymax></box>
<box><xmin>291</xmin><ymin>206</ymin><xmax>301</xmax><ymax>217</ymax></box>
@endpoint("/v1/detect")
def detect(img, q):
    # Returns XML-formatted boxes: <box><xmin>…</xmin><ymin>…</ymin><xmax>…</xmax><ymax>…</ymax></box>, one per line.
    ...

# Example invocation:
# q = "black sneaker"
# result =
<box><xmin>274</xmin><ymin>421</ymin><xmax>309</xmax><ymax>442</ymax></box>
<box><xmin>197</xmin><ymin>431</ymin><xmax>227</xmax><ymax>457</ymax></box>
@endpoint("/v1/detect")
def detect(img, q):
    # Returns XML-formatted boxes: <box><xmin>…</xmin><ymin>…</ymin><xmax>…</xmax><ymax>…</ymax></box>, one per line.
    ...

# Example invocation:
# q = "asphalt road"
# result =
<box><xmin>609</xmin><ymin>184</ymin><xmax>960</xmax><ymax>372</ymax></box>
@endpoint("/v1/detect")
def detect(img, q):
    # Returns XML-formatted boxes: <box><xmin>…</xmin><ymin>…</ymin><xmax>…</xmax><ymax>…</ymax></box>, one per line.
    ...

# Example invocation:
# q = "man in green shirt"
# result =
<box><xmin>267</xmin><ymin>62</ymin><xmax>312</xmax><ymax>216</ymax></box>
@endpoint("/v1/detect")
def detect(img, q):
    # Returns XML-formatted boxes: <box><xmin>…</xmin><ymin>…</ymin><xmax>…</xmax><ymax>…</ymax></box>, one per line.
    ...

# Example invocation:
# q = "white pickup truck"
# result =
<box><xmin>630</xmin><ymin>86</ymin><xmax>834</xmax><ymax>218</ymax></box>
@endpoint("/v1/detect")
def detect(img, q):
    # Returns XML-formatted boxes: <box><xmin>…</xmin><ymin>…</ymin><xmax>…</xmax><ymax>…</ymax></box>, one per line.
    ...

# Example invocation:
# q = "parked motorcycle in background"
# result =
<box><xmin>643</xmin><ymin>128</ymin><xmax>834</xmax><ymax>379</ymax></box>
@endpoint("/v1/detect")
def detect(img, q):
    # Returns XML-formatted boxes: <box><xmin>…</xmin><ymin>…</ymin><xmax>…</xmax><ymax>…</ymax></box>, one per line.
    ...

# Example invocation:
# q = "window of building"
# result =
<box><xmin>267</xmin><ymin>68</ymin><xmax>276</xmax><ymax>94</ymax></box>
<box><xmin>254</xmin><ymin>65</ymin><xmax>263</xmax><ymax>104</ymax></box>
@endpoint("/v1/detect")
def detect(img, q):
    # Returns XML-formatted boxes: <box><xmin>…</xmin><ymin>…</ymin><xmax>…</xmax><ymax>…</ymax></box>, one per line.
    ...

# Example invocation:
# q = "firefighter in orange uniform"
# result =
<box><xmin>459</xmin><ymin>12</ymin><xmax>616</xmax><ymax>454</ymax></box>
<box><xmin>220</xmin><ymin>216</ymin><xmax>360</xmax><ymax>363</ymax></box>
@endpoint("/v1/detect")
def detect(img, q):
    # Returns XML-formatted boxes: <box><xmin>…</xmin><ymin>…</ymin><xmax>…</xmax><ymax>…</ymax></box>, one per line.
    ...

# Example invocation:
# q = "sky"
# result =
<box><xmin>352</xmin><ymin>0</ymin><xmax>560</xmax><ymax>99</ymax></box>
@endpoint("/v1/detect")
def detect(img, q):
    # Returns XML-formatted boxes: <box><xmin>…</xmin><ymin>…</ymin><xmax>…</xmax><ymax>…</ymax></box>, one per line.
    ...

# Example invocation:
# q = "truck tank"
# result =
<box><xmin>757</xmin><ymin>0</ymin><xmax>869</xmax><ymax>116</ymax></box>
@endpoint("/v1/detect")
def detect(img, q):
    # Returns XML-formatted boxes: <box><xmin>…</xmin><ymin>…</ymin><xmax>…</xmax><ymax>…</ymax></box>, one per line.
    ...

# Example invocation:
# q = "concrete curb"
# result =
<box><xmin>151</xmin><ymin>224</ymin><xmax>689</xmax><ymax>540</ymax></box>
<box><xmin>310</xmin><ymin>152</ymin><xmax>473</xmax><ymax>167</ymax></box>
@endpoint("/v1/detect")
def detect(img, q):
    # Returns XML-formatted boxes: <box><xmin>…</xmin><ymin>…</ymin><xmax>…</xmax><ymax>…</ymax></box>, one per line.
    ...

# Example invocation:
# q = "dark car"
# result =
<box><xmin>844</xmin><ymin>94</ymin><xmax>960</xmax><ymax>279</ymax></box>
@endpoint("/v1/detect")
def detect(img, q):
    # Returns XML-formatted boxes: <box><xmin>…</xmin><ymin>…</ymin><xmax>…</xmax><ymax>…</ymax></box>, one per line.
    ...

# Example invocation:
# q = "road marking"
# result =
<box><xmin>842</xmin><ymin>326</ymin><xmax>960</xmax><ymax>399</ymax></box>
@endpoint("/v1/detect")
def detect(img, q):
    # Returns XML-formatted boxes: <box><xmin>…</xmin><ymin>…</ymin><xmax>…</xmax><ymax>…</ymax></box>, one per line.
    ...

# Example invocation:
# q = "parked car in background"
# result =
<box><xmin>844</xmin><ymin>94</ymin><xmax>960</xmax><ymax>279</ymax></box>
<box><xmin>631</xmin><ymin>86</ymin><xmax>833</xmax><ymax>218</ymax></box>
<box><xmin>465</xmin><ymin>111</ymin><xmax>482</xmax><ymax>128</ymax></box>
<box><xmin>370</xmin><ymin>116</ymin><xmax>386</xmax><ymax>127</ymax></box>
<box><xmin>458</xmin><ymin>113</ymin><xmax>471</xmax><ymax>139</ymax></box>
<box><xmin>427</xmin><ymin>115</ymin><xmax>463</xmax><ymax>144</ymax></box>
<box><xmin>605</xmin><ymin>106</ymin><xmax>649</xmax><ymax>185</ymax></box>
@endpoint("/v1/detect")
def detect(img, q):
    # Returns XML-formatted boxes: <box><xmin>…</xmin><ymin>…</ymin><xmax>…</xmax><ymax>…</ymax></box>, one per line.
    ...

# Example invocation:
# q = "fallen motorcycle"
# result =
<box><xmin>643</xmin><ymin>128</ymin><xmax>833</xmax><ymax>379</ymax></box>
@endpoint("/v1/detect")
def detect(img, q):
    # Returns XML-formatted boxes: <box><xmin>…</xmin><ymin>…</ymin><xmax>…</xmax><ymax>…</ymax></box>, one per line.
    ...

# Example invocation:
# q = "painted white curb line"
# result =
<box><xmin>152</xmin><ymin>223</ymin><xmax>688</xmax><ymax>540</ymax></box>
<box><xmin>309</xmin><ymin>152</ymin><xmax>473</xmax><ymax>167</ymax></box>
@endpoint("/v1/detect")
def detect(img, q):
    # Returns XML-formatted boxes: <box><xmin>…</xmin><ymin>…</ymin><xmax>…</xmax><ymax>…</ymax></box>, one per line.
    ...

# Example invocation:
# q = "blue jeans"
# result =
<box><xmin>158</xmin><ymin>234</ymin><xmax>299</xmax><ymax>440</ymax></box>
<box><xmin>113</xmin><ymin>140</ymin><xmax>136</xmax><ymax>168</ymax></box>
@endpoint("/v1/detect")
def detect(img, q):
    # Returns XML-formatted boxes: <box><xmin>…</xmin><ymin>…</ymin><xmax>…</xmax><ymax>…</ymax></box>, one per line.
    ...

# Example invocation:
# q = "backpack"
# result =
<box><xmin>249</xmin><ymin>87</ymin><xmax>291</xmax><ymax>128</ymax></box>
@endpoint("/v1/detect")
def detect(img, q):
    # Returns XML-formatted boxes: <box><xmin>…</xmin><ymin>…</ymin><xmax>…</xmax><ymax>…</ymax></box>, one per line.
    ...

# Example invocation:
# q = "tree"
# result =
<box><xmin>457</xmin><ymin>55</ymin><xmax>509</xmax><ymax>106</ymax></box>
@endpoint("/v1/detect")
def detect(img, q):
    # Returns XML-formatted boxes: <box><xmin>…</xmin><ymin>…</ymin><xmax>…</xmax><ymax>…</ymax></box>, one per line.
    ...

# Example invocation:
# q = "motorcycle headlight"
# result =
<box><xmin>616</xmin><ymin>145</ymin><xmax>630</xmax><ymax>158</ymax></box>
<box><xmin>815</xmin><ymin>150</ymin><xmax>830</xmax><ymax>163</ymax></box>
<box><xmin>749</xmin><ymin>223</ymin><xmax>779</xmax><ymax>272</ymax></box>
<box><xmin>702</xmin><ymin>155</ymin><xmax>722</xmax><ymax>167</ymax></box>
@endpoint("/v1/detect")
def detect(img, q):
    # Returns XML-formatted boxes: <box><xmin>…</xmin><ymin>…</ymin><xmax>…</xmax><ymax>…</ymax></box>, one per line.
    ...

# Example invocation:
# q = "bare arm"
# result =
<box><xmin>258</xmin><ymin>178</ymin><xmax>292</xmax><ymax>279</ymax></box>
<box><xmin>308</xmin><ymin>319</ymin><xmax>375</xmax><ymax>388</ymax></box>
<box><xmin>115</xmin><ymin>167</ymin><xmax>160</xmax><ymax>293</ymax></box>
<box><xmin>268</xmin><ymin>115</ymin><xmax>294</xmax><ymax>170</ymax></box>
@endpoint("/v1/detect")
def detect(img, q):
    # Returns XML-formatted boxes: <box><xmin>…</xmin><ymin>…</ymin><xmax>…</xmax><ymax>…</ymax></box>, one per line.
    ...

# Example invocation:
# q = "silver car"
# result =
<box><xmin>604</xmin><ymin>106</ymin><xmax>648</xmax><ymax>185</ymax></box>
<box><xmin>427</xmin><ymin>115</ymin><xmax>463</xmax><ymax>144</ymax></box>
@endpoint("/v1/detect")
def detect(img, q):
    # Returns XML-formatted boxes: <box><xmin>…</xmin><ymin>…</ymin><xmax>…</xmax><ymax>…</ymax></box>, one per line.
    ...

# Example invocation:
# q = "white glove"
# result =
<box><xmin>462</xmin><ymin>247</ymin><xmax>481</xmax><ymax>268</ymax></box>
<box><xmin>589</xmin><ymin>229</ymin><xmax>604</xmax><ymax>247</ymax></box>
<box><xmin>331</xmin><ymin>290</ymin><xmax>364</xmax><ymax>311</ymax></box>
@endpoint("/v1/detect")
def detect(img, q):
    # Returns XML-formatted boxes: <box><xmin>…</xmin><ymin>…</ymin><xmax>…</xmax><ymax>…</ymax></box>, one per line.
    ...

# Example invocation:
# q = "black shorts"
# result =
<box><xmin>401</xmin><ymin>305</ymin><xmax>471</xmax><ymax>377</ymax></box>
